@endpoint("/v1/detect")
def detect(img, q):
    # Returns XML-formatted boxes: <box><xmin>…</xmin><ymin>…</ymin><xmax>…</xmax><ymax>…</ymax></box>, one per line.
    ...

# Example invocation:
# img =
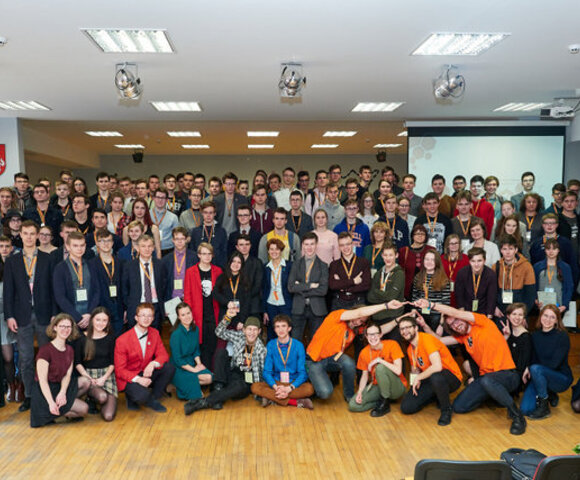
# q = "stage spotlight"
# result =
<box><xmin>115</xmin><ymin>63</ymin><xmax>142</xmax><ymax>100</ymax></box>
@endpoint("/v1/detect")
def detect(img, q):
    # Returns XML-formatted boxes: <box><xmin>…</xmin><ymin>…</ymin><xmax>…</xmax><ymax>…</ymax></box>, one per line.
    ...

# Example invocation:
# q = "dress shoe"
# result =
<box><xmin>437</xmin><ymin>407</ymin><xmax>452</xmax><ymax>426</ymax></box>
<box><xmin>370</xmin><ymin>397</ymin><xmax>390</xmax><ymax>417</ymax></box>
<box><xmin>18</xmin><ymin>397</ymin><xmax>31</xmax><ymax>412</ymax></box>
<box><xmin>146</xmin><ymin>399</ymin><xmax>167</xmax><ymax>413</ymax></box>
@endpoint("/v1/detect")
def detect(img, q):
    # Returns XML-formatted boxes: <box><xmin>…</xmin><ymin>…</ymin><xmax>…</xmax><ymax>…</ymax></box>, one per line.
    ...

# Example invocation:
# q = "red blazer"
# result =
<box><xmin>114</xmin><ymin>327</ymin><xmax>169</xmax><ymax>392</ymax></box>
<box><xmin>183</xmin><ymin>263</ymin><xmax>222</xmax><ymax>343</ymax></box>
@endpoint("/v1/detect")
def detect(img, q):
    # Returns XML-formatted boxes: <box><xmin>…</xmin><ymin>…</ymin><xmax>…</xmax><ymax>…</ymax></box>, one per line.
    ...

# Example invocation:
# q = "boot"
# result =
<box><xmin>18</xmin><ymin>397</ymin><xmax>31</xmax><ymax>412</ymax></box>
<box><xmin>528</xmin><ymin>396</ymin><xmax>551</xmax><ymax>420</ymax></box>
<box><xmin>437</xmin><ymin>406</ymin><xmax>453</xmax><ymax>426</ymax></box>
<box><xmin>184</xmin><ymin>398</ymin><xmax>209</xmax><ymax>416</ymax></box>
<box><xmin>548</xmin><ymin>391</ymin><xmax>559</xmax><ymax>407</ymax></box>
<box><xmin>507</xmin><ymin>405</ymin><xmax>526</xmax><ymax>435</ymax></box>
<box><xmin>370</xmin><ymin>397</ymin><xmax>390</xmax><ymax>417</ymax></box>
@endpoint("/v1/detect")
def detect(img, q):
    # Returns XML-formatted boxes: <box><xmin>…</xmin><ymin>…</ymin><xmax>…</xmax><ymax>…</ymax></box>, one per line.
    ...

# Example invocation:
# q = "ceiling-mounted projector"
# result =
<box><xmin>540</xmin><ymin>106</ymin><xmax>575</xmax><ymax>119</ymax></box>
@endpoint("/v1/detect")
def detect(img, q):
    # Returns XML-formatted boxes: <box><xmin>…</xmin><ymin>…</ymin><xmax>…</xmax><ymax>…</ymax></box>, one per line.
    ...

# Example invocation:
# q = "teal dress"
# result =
<box><xmin>170</xmin><ymin>323</ymin><xmax>212</xmax><ymax>400</ymax></box>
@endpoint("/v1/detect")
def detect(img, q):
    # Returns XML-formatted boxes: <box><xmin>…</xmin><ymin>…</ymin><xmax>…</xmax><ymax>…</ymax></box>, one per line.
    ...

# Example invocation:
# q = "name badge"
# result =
<box><xmin>174</xmin><ymin>279</ymin><xmax>183</xmax><ymax>290</ymax></box>
<box><xmin>502</xmin><ymin>291</ymin><xmax>513</xmax><ymax>304</ymax></box>
<box><xmin>421</xmin><ymin>307</ymin><xmax>431</xmax><ymax>315</ymax></box>
<box><xmin>244</xmin><ymin>371</ymin><xmax>253</xmax><ymax>384</ymax></box>
<box><xmin>409</xmin><ymin>373</ymin><xmax>418</xmax><ymax>386</ymax></box>
<box><xmin>109</xmin><ymin>285</ymin><xmax>117</xmax><ymax>297</ymax></box>
<box><xmin>525</xmin><ymin>231</ymin><xmax>532</xmax><ymax>242</ymax></box>
<box><xmin>280</xmin><ymin>371</ymin><xmax>290</xmax><ymax>383</ymax></box>
<box><xmin>76</xmin><ymin>288</ymin><xmax>88</xmax><ymax>302</ymax></box>
<box><xmin>427</xmin><ymin>237</ymin><xmax>437</xmax><ymax>248</ymax></box>
<box><xmin>544</xmin><ymin>287</ymin><xmax>555</xmax><ymax>293</ymax></box>
<box><xmin>472</xmin><ymin>299</ymin><xmax>479</xmax><ymax>311</ymax></box>
<box><xmin>461</xmin><ymin>239</ymin><xmax>470</xmax><ymax>251</ymax></box>
<box><xmin>449</xmin><ymin>281</ymin><xmax>455</xmax><ymax>292</ymax></box>
<box><xmin>370</xmin><ymin>268</ymin><xmax>377</xmax><ymax>277</ymax></box>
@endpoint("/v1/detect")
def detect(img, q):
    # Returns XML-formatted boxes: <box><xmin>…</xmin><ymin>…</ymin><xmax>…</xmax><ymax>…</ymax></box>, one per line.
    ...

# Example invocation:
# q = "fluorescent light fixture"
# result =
<box><xmin>248</xmin><ymin>144</ymin><xmax>274</xmax><ymax>149</ymax></box>
<box><xmin>493</xmin><ymin>102</ymin><xmax>550</xmax><ymax>112</ymax></box>
<box><xmin>351</xmin><ymin>102</ymin><xmax>405</xmax><ymax>112</ymax></box>
<box><xmin>373</xmin><ymin>143</ymin><xmax>402</xmax><ymax>148</ymax></box>
<box><xmin>150</xmin><ymin>101</ymin><xmax>202</xmax><ymax>112</ymax></box>
<box><xmin>182</xmin><ymin>144</ymin><xmax>210</xmax><ymax>149</ymax></box>
<box><xmin>412</xmin><ymin>32</ymin><xmax>510</xmax><ymax>56</ymax></box>
<box><xmin>247</xmin><ymin>131</ymin><xmax>279</xmax><ymax>137</ymax></box>
<box><xmin>115</xmin><ymin>144</ymin><xmax>145</xmax><ymax>149</ymax></box>
<box><xmin>0</xmin><ymin>101</ymin><xmax>51</xmax><ymax>111</ymax></box>
<box><xmin>82</xmin><ymin>29</ymin><xmax>173</xmax><ymax>53</ymax></box>
<box><xmin>85</xmin><ymin>131</ymin><xmax>123</xmax><ymax>137</ymax></box>
<box><xmin>323</xmin><ymin>131</ymin><xmax>357</xmax><ymax>137</ymax></box>
<box><xmin>311</xmin><ymin>144</ymin><xmax>339</xmax><ymax>149</ymax></box>
<box><xmin>167</xmin><ymin>131</ymin><xmax>201</xmax><ymax>137</ymax></box>
<box><xmin>397</xmin><ymin>131</ymin><xmax>408</xmax><ymax>137</ymax></box>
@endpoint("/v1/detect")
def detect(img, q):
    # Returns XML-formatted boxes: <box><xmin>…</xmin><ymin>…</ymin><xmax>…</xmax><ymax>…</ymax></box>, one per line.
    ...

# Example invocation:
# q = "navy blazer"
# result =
<box><xmin>53</xmin><ymin>258</ymin><xmax>101</xmax><ymax>323</ymax></box>
<box><xmin>50</xmin><ymin>246</ymin><xmax>95</xmax><ymax>265</ymax></box>
<box><xmin>262</xmin><ymin>260</ymin><xmax>293</xmax><ymax>310</ymax></box>
<box><xmin>23</xmin><ymin>206</ymin><xmax>64</xmax><ymax>245</ymax></box>
<box><xmin>161</xmin><ymin>249</ymin><xmax>199</xmax><ymax>299</ymax></box>
<box><xmin>3</xmin><ymin>250</ymin><xmax>56</xmax><ymax>326</ymax></box>
<box><xmin>122</xmin><ymin>257</ymin><xmax>166</xmax><ymax>326</ymax></box>
<box><xmin>189</xmin><ymin>224</ymin><xmax>228</xmax><ymax>269</ymax></box>
<box><xmin>85</xmin><ymin>231</ymin><xmax>124</xmax><ymax>255</ymax></box>
<box><xmin>88</xmin><ymin>255</ymin><xmax>124</xmax><ymax>333</ymax></box>
<box><xmin>227</xmin><ymin>228</ymin><xmax>262</xmax><ymax>259</ymax></box>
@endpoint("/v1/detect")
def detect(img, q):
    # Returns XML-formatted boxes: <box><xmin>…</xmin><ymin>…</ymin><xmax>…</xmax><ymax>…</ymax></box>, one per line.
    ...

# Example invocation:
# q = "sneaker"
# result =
<box><xmin>261</xmin><ymin>397</ymin><xmax>273</xmax><ymax>408</ymax></box>
<box><xmin>437</xmin><ymin>407</ymin><xmax>452</xmax><ymax>426</ymax></box>
<box><xmin>548</xmin><ymin>391</ymin><xmax>559</xmax><ymax>408</ymax></box>
<box><xmin>370</xmin><ymin>397</ymin><xmax>390</xmax><ymax>418</ymax></box>
<box><xmin>296</xmin><ymin>398</ymin><xmax>314</xmax><ymax>410</ymax></box>
<box><xmin>146</xmin><ymin>399</ymin><xmax>167</xmax><ymax>413</ymax></box>
<box><xmin>184</xmin><ymin>398</ymin><xmax>206</xmax><ymax>416</ymax></box>
<box><xmin>18</xmin><ymin>397</ymin><xmax>31</xmax><ymax>412</ymax></box>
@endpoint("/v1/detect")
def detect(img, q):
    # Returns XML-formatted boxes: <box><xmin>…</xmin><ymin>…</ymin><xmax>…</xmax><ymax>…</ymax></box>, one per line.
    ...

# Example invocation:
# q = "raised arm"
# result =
<box><xmin>340</xmin><ymin>300</ymin><xmax>405</xmax><ymax>322</ymax></box>
<box><xmin>413</xmin><ymin>298</ymin><xmax>475</xmax><ymax>323</ymax></box>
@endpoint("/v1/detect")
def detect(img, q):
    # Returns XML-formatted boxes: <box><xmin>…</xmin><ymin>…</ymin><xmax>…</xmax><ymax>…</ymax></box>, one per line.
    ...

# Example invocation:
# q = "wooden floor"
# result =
<box><xmin>1</xmin><ymin>333</ymin><xmax>578</xmax><ymax>480</ymax></box>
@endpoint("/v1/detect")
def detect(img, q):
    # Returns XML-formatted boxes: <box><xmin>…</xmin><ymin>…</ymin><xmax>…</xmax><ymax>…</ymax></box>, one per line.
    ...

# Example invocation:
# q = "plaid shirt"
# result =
<box><xmin>215</xmin><ymin>317</ymin><xmax>266</xmax><ymax>383</ymax></box>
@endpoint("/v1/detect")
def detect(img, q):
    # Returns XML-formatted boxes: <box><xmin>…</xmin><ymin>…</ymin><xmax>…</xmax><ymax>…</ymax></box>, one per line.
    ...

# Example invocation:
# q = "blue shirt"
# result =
<box><xmin>333</xmin><ymin>218</ymin><xmax>371</xmax><ymax>256</ymax></box>
<box><xmin>263</xmin><ymin>337</ymin><xmax>308</xmax><ymax>388</ymax></box>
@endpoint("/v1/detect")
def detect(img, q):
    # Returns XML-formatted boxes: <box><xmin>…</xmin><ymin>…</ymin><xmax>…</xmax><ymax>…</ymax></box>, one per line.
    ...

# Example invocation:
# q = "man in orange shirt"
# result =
<box><xmin>413</xmin><ymin>299</ymin><xmax>525</xmax><ymax>435</ymax></box>
<box><xmin>398</xmin><ymin>316</ymin><xmax>462</xmax><ymax>426</ymax></box>
<box><xmin>306</xmin><ymin>300</ymin><xmax>403</xmax><ymax>402</ymax></box>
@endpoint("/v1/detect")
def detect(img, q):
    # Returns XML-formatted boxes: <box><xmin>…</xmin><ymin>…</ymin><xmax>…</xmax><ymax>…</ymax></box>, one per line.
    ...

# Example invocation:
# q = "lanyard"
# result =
<box><xmin>347</xmin><ymin>222</ymin><xmax>356</xmax><ymax>233</ymax></box>
<box><xmin>472</xmin><ymin>199</ymin><xmax>483</xmax><ymax>216</ymax></box>
<box><xmin>276</xmin><ymin>339</ymin><xmax>293</xmax><ymax>369</ymax></box>
<box><xmin>174</xmin><ymin>251</ymin><xmax>186</xmax><ymax>276</ymax></box>
<box><xmin>304</xmin><ymin>259</ymin><xmax>315</xmax><ymax>283</ymax></box>
<box><xmin>168</xmin><ymin>196</ymin><xmax>176</xmax><ymax>211</ymax></box>
<box><xmin>371</xmin><ymin>246</ymin><xmax>381</xmax><ymax>267</ymax></box>
<box><xmin>525</xmin><ymin>215</ymin><xmax>535</xmax><ymax>230</ymax></box>
<box><xmin>140</xmin><ymin>260</ymin><xmax>153</xmax><ymax>282</ymax></box>
<box><xmin>369</xmin><ymin>346</ymin><xmax>382</xmax><ymax>384</ymax></box>
<box><xmin>426</xmin><ymin>214</ymin><xmax>438</xmax><ymax>233</ymax></box>
<box><xmin>110</xmin><ymin>212</ymin><xmax>122</xmax><ymax>229</ymax></box>
<box><xmin>380</xmin><ymin>269</ymin><xmax>392</xmax><ymax>291</ymax></box>
<box><xmin>341</xmin><ymin>256</ymin><xmax>357</xmax><ymax>279</ymax></box>
<box><xmin>69</xmin><ymin>258</ymin><xmax>84</xmax><ymax>288</ymax></box>
<box><xmin>152</xmin><ymin>209</ymin><xmax>167</xmax><ymax>226</ymax></box>
<box><xmin>546</xmin><ymin>265</ymin><xmax>556</xmax><ymax>285</ymax></box>
<box><xmin>225</xmin><ymin>196</ymin><xmax>234</xmax><ymax>217</ymax></box>
<box><xmin>244</xmin><ymin>344</ymin><xmax>254</xmax><ymax>368</ymax></box>
<box><xmin>423</xmin><ymin>275</ymin><xmax>432</xmax><ymax>299</ymax></box>
<box><xmin>271</xmin><ymin>264</ymin><xmax>282</xmax><ymax>288</ymax></box>
<box><xmin>203</xmin><ymin>224</ymin><xmax>214</xmax><ymax>241</ymax></box>
<box><xmin>98</xmin><ymin>194</ymin><xmax>108</xmax><ymax>209</ymax></box>
<box><xmin>291</xmin><ymin>212</ymin><xmax>302</xmax><ymax>232</ymax></box>
<box><xmin>61</xmin><ymin>204</ymin><xmax>70</xmax><ymax>217</ymax></box>
<box><xmin>23</xmin><ymin>254</ymin><xmax>37</xmax><ymax>279</ymax></box>
<box><xmin>472</xmin><ymin>271</ymin><xmax>482</xmax><ymax>297</ymax></box>
<box><xmin>191</xmin><ymin>208</ymin><xmax>201</xmax><ymax>228</ymax></box>
<box><xmin>552</xmin><ymin>203</ymin><xmax>562</xmax><ymax>215</ymax></box>
<box><xmin>229</xmin><ymin>275</ymin><xmax>240</xmax><ymax>298</ymax></box>
<box><xmin>100</xmin><ymin>256</ymin><xmax>115</xmax><ymax>284</ymax></box>
<box><xmin>385</xmin><ymin>214</ymin><xmax>396</xmax><ymax>236</ymax></box>
<box><xmin>36</xmin><ymin>207</ymin><xmax>46</xmax><ymax>225</ymax></box>
<box><xmin>447</xmin><ymin>257</ymin><xmax>458</xmax><ymax>279</ymax></box>
<box><xmin>459</xmin><ymin>217</ymin><xmax>471</xmax><ymax>236</ymax></box>
<box><xmin>501</xmin><ymin>260</ymin><xmax>514</xmax><ymax>291</ymax></box>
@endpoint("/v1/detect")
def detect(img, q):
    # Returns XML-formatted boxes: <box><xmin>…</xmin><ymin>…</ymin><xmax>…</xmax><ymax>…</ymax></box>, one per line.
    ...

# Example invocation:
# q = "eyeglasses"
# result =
<box><xmin>57</xmin><ymin>324</ymin><xmax>72</xmax><ymax>330</ymax></box>
<box><xmin>399</xmin><ymin>325</ymin><xmax>415</xmax><ymax>332</ymax></box>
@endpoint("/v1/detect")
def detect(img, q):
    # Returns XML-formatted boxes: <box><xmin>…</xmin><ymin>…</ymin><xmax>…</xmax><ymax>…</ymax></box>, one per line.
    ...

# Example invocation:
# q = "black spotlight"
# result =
<box><xmin>376</xmin><ymin>150</ymin><xmax>387</xmax><ymax>163</ymax></box>
<box><xmin>132</xmin><ymin>151</ymin><xmax>144</xmax><ymax>163</ymax></box>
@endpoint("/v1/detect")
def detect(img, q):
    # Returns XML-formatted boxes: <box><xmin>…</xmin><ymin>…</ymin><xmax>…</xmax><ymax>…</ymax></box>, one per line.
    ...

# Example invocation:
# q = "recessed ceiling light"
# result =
<box><xmin>82</xmin><ymin>29</ymin><xmax>174</xmax><ymax>53</ymax></box>
<box><xmin>351</xmin><ymin>102</ymin><xmax>405</xmax><ymax>112</ymax></box>
<box><xmin>247</xmin><ymin>131</ymin><xmax>279</xmax><ymax>137</ymax></box>
<box><xmin>248</xmin><ymin>144</ymin><xmax>274</xmax><ymax>149</ymax></box>
<box><xmin>397</xmin><ymin>131</ymin><xmax>408</xmax><ymax>137</ymax></box>
<box><xmin>493</xmin><ymin>102</ymin><xmax>550</xmax><ymax>112</ymax></box>
<box><xmin>412</xmin><ymin>32</ymin><xmax>510</xmax><ymax>56</ymax></box>
<box><xmin>167</xmin><ymin>131</ymin><xmax>201</xmax><ymax>137</ymax></box>
<box><xmin>373</xmin><ymin>144</ymin><xmax>402</xmax><ymax>148</ymax></box>
<box><xmin>0</xmin><ymin>101</ymin><xmax>51</xmax><ymax>111</ymax></box>
<box><xmin>115</xmin><ymin>144</ymin><xmax>145</xmax><ymax>149</ymax></box>
<box><xmin>85</xmin><ymin>131</ymin><xmax>123</xmax><ymax>137</ymax></box>
<box><xmin>182</xmin><ymin>144</ymin><xmax>210</xmax><ymax>149</ymax></box>
<box><xmin>150</xmin><ymin>101</ymin><xmax>202</xmax><ymax>112</ymax></box>
<box><xmin>323</xmin><ymin>131</ymin><xmax>357</xmax><ymax>137</ymax></box>
<box><xmin>311</xmin><ymin>144</ymin><xmax>339</xmax><ymax>149</ymax></box>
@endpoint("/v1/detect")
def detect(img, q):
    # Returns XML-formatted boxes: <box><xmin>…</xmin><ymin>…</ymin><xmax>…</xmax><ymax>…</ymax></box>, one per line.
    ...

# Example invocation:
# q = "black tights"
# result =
<box><xmin>2</xmin><ymin>344</ymin><xmax>15</xmax><ymax>383</ymax></box>
<box><xmin>89</xmin><ymin>386</ymin><xmax>117</xmax><ymax>422</ymax></box>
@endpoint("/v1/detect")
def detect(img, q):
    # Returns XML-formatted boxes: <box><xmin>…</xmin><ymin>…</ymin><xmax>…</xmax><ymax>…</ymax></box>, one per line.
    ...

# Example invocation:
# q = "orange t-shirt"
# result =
<box><xmin>407</xmin><ymin>332</ymin><xmax>462</xmax><ymax>381</ymax></box>
<box><xmin>307</xmin><ymin>310</ymin><xmax>354</xmax><ymax>362</ymax></box>
<box><xmin>357</xmin><ymin>341</ymin><xmax>408</xmax><ymax>387</ymax></box>
<box><xmin>456</xmin><ymin>313</ymin><xmax>516</xmax><ymax>375</ymax></box>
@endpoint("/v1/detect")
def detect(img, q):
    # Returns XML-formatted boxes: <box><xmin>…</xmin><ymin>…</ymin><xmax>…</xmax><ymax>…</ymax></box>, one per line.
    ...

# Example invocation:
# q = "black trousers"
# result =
<box><xmin>206</xmin><ymin>348</ymin><xmax>251</xmax><ymax>406</ymax></box>
<box><xmin>124</xmin><ymin>363</ymin><xmax>175</xmax><ymax>404</ymax></box>
<box><xmin>400</xmin><ymin>370</ymin><xmax>461</xmax><ymax>413</ymax></box>
<box><xmin>291</xmin><ymin>304</ymin><xmax>324</xmax><ymax>343</ymax></box>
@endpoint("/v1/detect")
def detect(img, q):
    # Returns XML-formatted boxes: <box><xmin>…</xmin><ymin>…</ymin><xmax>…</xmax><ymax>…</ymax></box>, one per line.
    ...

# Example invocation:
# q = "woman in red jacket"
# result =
<box><xmin>184</xmin><ymin>242</ymin><xmax>223</xmax><ymax>370</ymax></box>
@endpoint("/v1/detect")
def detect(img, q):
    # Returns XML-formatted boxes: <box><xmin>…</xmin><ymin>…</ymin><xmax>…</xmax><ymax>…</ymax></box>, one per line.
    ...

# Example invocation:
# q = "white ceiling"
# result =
<box><xmin>2</xmin><ymin>0</ymin><xmax>579</xmax><ymax>157</ymax></box>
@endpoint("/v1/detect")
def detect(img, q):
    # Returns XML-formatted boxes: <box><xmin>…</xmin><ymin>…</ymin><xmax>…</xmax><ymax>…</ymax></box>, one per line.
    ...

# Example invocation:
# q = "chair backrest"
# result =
<box><xmin>414</xmin><ymin>459</ymin><xmax>512</xmax><ymax>480</ymax></box>
<box><xmin>534</xmin><ymin>455</ymin><xmax>580</xmax><ymax>480</ymax></box>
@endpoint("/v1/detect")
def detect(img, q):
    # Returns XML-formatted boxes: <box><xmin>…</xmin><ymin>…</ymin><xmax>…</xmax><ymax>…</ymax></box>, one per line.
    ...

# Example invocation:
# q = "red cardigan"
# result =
<box><xmin>114</xmin><ymin>327</ymin><xmax>169</xmax><ymax>392</ymax></box>
<box><xmin>183</xmin><ymin>263</ymin><xmax>223</xmax><ymax>343</ymax></box>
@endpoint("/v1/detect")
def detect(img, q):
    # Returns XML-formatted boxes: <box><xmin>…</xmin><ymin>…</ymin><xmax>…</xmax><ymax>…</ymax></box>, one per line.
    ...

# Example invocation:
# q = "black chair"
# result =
<box><xmin>414</xmin><ymin>459</ymin><xmax>512</xmax><ymax>480</ymax></box>
<box><xmin>534</xmin><ymin>455</ymin><xmax>580</xmax><ymax>479</ymax></box>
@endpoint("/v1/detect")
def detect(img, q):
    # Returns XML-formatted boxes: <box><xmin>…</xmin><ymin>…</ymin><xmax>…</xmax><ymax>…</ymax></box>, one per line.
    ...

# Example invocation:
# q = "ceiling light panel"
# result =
<box><xmin>323</xmin><ymin>131</ymin><xmax>357</xmax><ymax>137</ymax></box>
<box><xmin>167</xmin><ymin>131</ymin><xmax>201</xmax><ymax>137</ymax></box>
<box><xmin>412</xmin><ymin>33</ymin><xmax>510</xmax><ymax>56</ymax></box>
<box><xmin>0</xmin><ymin>101</ymin><xmax>51</xmax><ymax>111</ymax></box>
<box><xmin>182</xmin><ymin>144</ymin><xmax>210</xmax><ymax>149</ymax></box>
<box><xmin>247</xmin><ymin>131</ymin><xmax>279</xmax><ymax>137</ymax></box>
<box><xmin>115</xmin><ymin>144</ymin><xmax>145</xmax><ymax>149</ymax></box>
<box><xmin>248</xmin><ymin>144</ymin><xmax>274</xmax><ymax>149</ymax></box>
<box><xmin>373</xmin><ymin>144</ymin><xmax>402</xmax><ymax>148</ymax></box>
<box><xmin>85</xmin><ymin>131</ymin><xmax>123</xmax><ymax>137</ymax></box>
<box><xmin>493</xmin><ymin>102</ymin><xmax>550</xmax><ymax>112</ymax></box>
<box><xmin>351</xmin><ymin>102</ymin><xmax>405</xmax><ymax>112</ymax></box>
<box><xmin>150</xmin><ymin>101</ymin><xmax>202</xmax><ymax>112</ymax></box>
<box><xmin>311</xmin><ymin>144</ymin><xmax>339</xmax><ymax>148</ymax></box>
<box><xmin>82</xmin><ymin>29</ymin><xmax>173</xmax><ymax>53</ymax></box>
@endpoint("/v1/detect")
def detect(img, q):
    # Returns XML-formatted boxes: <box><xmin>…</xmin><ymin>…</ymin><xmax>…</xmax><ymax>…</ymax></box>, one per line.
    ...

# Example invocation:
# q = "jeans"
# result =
<box><xmin>453</xmin><ymin>369</ymin><xmax>520</xmax><ymax>413</ymax></box>
<box><xmin>520</xmin><ymin>364</ymin><xmax>573</xmax><ymax>415</ymax></box>
<box><xmin>124</xmin><ymin>363</ymin><xmax>176</xmax><ymax>404</ymax></box>
<box><xmin>400</xmin><ymin>370</ymin><xmax>461</xmax><ymax>414</ymax></box>
<box><xmin>306</xmin><ymin>354</ymin><xmax>356</xmax><ymax>402</ymax></box>
<box><xmin>265</xmin><ymin>303</ymin><xmax>292</xmax><ymax>341</ymax></box>
<box><xmin>291</xmin><ymin>305</ymin><xmax>324</xmax><ymax>343</ymax></box>
<box><xmin>17</xmin><ymin>312</ymin><xmax>50</xmax><ymax>398</ymax></box>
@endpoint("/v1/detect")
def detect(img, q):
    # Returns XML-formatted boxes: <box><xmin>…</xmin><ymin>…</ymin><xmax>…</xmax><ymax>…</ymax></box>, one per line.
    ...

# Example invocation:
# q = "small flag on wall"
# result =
<box><xmin>0</xmin><ymin>145</ymin><xmax>5</xmax><ymax>176</ymax></box>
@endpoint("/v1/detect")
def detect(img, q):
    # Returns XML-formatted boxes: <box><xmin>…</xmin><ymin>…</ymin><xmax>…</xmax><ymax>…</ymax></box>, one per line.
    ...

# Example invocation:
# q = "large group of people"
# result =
<box><xmin>0</xmin><ymin>165</ymin><xmax>579</xmax><ymax>435</ymax></box>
